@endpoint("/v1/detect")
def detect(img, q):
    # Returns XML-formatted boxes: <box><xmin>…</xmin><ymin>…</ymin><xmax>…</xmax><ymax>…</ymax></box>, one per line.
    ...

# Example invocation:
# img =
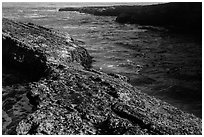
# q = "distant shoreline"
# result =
<box><xmin>2</xmin><ymin>2</ymin><xmax>163</xmax><ymax>8</ymax></box>
<box><xmin>59</xmin><ymin>2</ymin><xmax>202</xmax><ymax>35</ymax></box>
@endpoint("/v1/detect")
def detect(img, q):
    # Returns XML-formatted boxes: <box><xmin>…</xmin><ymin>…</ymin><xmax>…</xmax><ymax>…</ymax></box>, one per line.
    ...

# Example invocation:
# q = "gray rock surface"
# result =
<box><xmin>2</xmin><ymin>18</ymin><xmax>202</xmax><ymax>135</ymax></box>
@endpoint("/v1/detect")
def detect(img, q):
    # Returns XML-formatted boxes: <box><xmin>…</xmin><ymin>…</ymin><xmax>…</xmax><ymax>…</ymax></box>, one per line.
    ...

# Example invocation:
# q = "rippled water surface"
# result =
<box><xmin>3</xmin><ymin>3</ymin><xmax>202</xmax><ymax>118</ymax></box>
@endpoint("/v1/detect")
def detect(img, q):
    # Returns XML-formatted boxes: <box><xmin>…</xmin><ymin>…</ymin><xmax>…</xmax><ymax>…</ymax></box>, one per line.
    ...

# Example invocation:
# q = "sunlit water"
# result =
<box><xmin>3</xmin><ymin>3</ymin><xmax>202</xmax><ymax>118</ymax></box>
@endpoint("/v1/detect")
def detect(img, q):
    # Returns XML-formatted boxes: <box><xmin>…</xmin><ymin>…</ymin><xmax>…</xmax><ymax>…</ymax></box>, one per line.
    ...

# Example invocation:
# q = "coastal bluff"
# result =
<box><xmin>2</xmin><ymin>18</ymin><xmax>202</xmax><ymax>135</ymax></box>
<box><xmin>59</xmin><ymin>2</ymin><xmax>202</xmax><ymax>34</ymax></box>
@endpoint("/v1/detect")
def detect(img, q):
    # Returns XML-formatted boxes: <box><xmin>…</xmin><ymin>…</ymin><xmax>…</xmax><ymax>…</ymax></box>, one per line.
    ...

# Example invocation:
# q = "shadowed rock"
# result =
<box><xmin>2</xmin><ymin>18</ymin><xmax>202</xmax><ymax>135</ymax></box>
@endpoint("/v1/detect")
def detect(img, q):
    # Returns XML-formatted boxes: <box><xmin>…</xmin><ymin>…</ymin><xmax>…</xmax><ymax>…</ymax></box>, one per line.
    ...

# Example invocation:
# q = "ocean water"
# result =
<box><xmin>2</xmin><ymin>2</ymin><xmax>202</xmax><ymax>118</ymax></box>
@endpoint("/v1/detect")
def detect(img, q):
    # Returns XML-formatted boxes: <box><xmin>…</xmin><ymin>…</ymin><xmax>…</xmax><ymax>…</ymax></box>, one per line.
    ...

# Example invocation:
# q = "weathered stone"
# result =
<box><xmin>2</xmin><ymin>18</ymin><xmax>202</xmax><ymax>135</ymax></box>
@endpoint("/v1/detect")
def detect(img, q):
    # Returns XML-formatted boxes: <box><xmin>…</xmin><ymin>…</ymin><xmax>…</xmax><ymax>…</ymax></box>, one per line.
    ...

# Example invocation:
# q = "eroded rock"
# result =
<box><xmin>2</xmin><ymin>18</ymin><xmax>202</xmax><ymax>135</ymax></box>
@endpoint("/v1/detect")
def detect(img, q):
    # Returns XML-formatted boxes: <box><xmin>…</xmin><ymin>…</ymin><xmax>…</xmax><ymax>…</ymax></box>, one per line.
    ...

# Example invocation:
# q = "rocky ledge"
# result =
<box><xmin>2</xmin><ymin>18</ymin><xmax>202</xmax><ymax>135</ymax></box>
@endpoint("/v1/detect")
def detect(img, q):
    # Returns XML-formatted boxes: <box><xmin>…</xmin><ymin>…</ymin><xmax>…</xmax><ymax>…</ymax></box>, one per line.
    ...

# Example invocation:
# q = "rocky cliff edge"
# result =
<box><xmin>2</xmin><ymin>18</ymin><xmax>202</xmax><ymax>135</ymax></box>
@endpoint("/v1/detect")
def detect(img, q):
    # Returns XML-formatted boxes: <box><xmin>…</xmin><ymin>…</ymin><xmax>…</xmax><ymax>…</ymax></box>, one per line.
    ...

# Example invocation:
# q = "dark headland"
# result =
<box><xmin>2</xmin><ymin>17</ymin><xmax>202</xmax><ymax>135</ymax></box>
<box><xmin>59</xmin><ymin>2</ymin><xmax>202</xmax><ymax>35</ymax></box>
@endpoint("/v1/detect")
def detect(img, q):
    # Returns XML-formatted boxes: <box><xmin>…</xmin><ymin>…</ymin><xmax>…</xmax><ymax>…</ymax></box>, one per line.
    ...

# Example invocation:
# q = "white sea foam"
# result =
<box><xmin>24</xmin><ymin>14</ymin><xmax>46</xmax><ymax>18</ymax></box>
<box><xmin>107</xmin><ymin>65</ymin><xmax>114</xmax><ymax>68</ymax></box>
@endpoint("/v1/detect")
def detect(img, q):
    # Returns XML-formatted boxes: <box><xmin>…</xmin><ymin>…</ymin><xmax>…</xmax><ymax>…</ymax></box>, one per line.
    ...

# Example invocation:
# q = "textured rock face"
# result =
<box><xmin>2</xmin><ymin>18</ymin><xmax>202</xmax><ymax>135</ymax></box>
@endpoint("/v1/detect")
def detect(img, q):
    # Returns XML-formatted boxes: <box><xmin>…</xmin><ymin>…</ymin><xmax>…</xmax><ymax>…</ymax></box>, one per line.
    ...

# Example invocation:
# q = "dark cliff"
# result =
<box><xmin>59</xmin><ymin>2</ymin><xmax>202</xmax><ymax>34</ymax></box>
<box><xmin>2</xmin><ymin>18</ymin><xmax>202</xmax><ymax>135</ymax></box>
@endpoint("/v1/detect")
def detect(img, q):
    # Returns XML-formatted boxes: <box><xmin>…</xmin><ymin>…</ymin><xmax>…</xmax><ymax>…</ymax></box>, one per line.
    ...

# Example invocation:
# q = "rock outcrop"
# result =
<box><xmin>2</xmin><ymin>18</ymin><xmax>202</xmax><ymax>135</ymax></box>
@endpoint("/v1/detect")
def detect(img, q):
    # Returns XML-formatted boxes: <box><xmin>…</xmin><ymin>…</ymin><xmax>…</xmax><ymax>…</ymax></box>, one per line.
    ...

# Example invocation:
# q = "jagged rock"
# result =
<box><xmin>2</xmin><ymin>18</ymin><xmax>202</xmax><ymax>135</ymax></box>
